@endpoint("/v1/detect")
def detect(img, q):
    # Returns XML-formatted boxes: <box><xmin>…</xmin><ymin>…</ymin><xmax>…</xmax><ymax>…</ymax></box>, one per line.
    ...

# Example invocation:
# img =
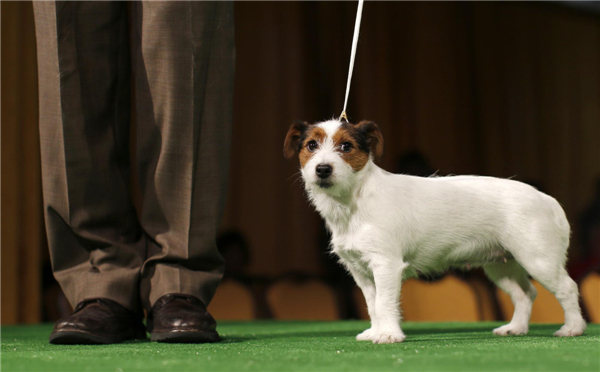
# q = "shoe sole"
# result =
<box><xmin>151</xmin><ymin>330</ymin><xmax>220</xmax><ymax>343</ymax></box>
<box><xmin>49</xmin><ymin>329</ymin><xmax>146</xmax><ymax>345</ymax></box>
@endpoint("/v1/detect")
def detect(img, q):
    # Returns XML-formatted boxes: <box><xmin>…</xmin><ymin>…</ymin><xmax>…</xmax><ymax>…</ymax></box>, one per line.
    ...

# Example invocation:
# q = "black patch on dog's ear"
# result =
<box><xmin>354</xmin><ymin>121</ymin><xmax>384</xmax><ymax>160</ymax></box>
<box><xmin>283</xmin><ymin>121</ymin><xmax>309</xmax><ymax>159</ymax></box>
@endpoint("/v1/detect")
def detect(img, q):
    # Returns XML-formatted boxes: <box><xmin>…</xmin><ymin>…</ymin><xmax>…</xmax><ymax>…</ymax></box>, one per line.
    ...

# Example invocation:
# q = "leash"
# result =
<box><xmin>339</xmin><ymin>0</ymin><xmax>364</xmax><ymax>123</ymax></box>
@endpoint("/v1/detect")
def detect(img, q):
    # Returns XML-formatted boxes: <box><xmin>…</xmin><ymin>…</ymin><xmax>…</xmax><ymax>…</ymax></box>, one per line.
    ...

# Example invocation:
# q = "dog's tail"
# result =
<box><xmin>544</xmin><ymin>193</ymin><xmax>571</xmax><ymax>251</ymax></box>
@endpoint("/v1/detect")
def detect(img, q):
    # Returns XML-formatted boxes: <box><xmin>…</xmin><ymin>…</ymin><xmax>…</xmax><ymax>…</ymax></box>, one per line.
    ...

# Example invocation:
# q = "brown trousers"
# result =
<box><xmin>33</xmin><ymin>1</ymin><xmax>234</xmax><ymax>313</ymax></box>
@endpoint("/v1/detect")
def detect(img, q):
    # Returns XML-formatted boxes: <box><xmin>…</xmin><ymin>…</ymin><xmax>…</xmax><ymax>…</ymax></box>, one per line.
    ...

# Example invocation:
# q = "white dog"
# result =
<box><xmin>284</xmin><ymin>119</ymin><xmax>586</xmax><ymax>344</ymax></box>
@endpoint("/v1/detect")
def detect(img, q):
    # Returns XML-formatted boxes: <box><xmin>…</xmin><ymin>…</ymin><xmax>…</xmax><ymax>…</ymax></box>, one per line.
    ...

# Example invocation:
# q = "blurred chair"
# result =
<box><xmin>496</xmin><ymin>280</ymin><xmax>563</xmax><ymax>323</ymax></box>
<box><xmin>208</xmin><ymin>279</ymin><xmax>255</xmax><ymax>320</ymax></box>
<box><xmin>581</xmin><ymin>272</ymin><xmax>600</xmax><ymax>323</ymax></box>
<box><xmin>353</xmin><ymin>275</ymin><xmax>482</xmax><ymax>321</ymax></box>
<box><xmin>468</xmin><ymin>278</ymin><xmax>497</xmax><ymax>321</ymax></box>
<box><xmin>267</xmin><ymin>277</ymin><xmax>339</xmax><ymax>320</ymax></box>
<box><xmin>402</xmin><ymin>276</ymin><xmax>480</xmax><ymax>321</ymax></box>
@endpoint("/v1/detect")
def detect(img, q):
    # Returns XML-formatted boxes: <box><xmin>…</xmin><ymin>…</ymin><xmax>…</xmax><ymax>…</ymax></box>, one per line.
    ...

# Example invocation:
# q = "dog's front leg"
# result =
<box><xmin>370</xmin><ymin>259</ymin><xmax>406</xmax><ymax>344</ymax></box>
<box><xmin>345</xmin><ymin>266</ymin><xmax>378</xmax><ymax>341</ymax></box>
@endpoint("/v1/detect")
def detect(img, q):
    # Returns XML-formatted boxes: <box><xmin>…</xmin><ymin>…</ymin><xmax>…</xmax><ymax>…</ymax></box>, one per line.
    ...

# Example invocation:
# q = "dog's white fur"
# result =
<box><xmin>299</xmin><ymin>120</ymin><xmax>586</xmax><ymax>343</ymax></box>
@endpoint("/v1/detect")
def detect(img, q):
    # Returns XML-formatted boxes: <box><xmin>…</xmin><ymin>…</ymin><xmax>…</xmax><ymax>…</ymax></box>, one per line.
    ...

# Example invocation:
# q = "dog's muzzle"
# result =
<box><xmin>315</xmin><ymin>163</ymin><xmax>333</xmax><ymax>188</ymax></box>
<box><xmin>316</xmin><ymin>164</ymin><xmax>332</xmax><ymax>179</ymax></box>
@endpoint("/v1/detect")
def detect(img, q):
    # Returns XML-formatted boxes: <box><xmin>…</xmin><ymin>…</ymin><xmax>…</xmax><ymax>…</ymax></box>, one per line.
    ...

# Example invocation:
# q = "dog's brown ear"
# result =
<box><xmin>354</xmin><ymin>120</ymin><xmax>384</xmax><ymax>160</ymax></box>
<box><xmin>283</xmin><ymin>121</ymin><xmax>309</xmax><ymax>159</ymax></box>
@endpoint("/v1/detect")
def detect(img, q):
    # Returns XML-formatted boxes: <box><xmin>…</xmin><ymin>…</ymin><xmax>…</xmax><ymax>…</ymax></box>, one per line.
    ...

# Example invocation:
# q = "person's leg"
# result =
<box><xmin>130</xmin><ymin>2</ymin><xmax>235</xmax><ymax>312</ymax></box>
<box><xmin>33</xmin><ymin>1</ymin><xmax>145</xmax><ymax>314</ymax></box>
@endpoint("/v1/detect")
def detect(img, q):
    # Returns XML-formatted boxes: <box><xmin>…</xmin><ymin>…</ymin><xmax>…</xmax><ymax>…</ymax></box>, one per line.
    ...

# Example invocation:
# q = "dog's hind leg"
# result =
<box><xmin>550</xmin><ymin>267</ymin><xmax>587</xmax><ymax>336</ymax></box>
<box><xmin>548</xmin><ymin>268</ymin><xmax>586</xmax><ymax>336</ymax></box>
<box><xmin>510</xmin><ymin>197</ymin><xmax>586</xmax><ymax>336</ymax></box>
<box><xmin>484</xmin><ymin>260</ymin><xmax>536</xmax><ymax>336</ymax></box>
<box><xmin>517</xmin><ymin>260</ymin><xmax>586</xmax><ymax>337</ymax></box>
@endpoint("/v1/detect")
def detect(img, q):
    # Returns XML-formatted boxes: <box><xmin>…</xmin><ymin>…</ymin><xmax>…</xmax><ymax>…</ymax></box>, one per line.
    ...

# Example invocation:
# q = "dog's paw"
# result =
<box><xmin>554</xmin><ymin>322</ymin><xmax>586</xmax><ymax>337</ymax></box>
<box><xmin>356</xmin><ymin>328</ymin><xmax>377</xmax><ymax>341</ymax></box>
<box><xmin>493</xmin><ymin>323</ymin><xmax>528</xmax><ymax>336</ymax></box>
<box><xmin>371</xmin><ymin>332</ymin><xmax>406</xmax><ymax>344</ymax></box>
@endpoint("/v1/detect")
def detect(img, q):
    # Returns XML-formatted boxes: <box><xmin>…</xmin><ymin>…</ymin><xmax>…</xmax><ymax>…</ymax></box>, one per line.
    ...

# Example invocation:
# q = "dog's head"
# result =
<box><xmin>284</xmin><ymin>120</ymin><xmax>383</xmax><ymax>195</ymax></box>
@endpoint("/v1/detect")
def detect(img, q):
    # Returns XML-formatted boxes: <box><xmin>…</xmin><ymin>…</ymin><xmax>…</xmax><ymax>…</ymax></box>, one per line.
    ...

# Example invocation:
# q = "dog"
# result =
<box><xmin>284</xmin><ymin>119</ymin><xmax>587</xmax><ymax>344</ymax></box>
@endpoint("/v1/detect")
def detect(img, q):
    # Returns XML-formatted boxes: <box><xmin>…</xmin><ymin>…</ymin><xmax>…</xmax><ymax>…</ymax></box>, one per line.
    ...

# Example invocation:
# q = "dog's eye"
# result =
<box><xmin>307</xmin><ymin>140</ymin><xmax>318</xmax><ymax>152</ymax></box>
<box><xmin>340</xmin><ymin>142</ymin><xmax>353</xmax><ymax>153</ymax></box>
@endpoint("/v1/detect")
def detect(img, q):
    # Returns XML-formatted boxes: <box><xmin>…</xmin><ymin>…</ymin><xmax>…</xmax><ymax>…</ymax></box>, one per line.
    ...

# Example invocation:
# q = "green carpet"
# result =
<box><xmin>1</xmin><ymin>321</ymin><xmax>598</xmax><ymax>372</ymax></box>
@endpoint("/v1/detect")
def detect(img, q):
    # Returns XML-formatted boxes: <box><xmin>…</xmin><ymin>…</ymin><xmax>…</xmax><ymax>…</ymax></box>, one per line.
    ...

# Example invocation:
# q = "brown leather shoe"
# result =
<box><xmin>148</xmin><ymin>294</ymin><xmax>220</xmax><ymax>343</ymax></box>
<box><xmin>49</xmin><ymin>298</ymin><xmax>146</xmax><ymax>344</ymax></box>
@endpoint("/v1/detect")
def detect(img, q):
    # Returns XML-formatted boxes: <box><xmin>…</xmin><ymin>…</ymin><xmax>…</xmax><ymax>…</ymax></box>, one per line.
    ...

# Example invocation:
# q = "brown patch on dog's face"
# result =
<box><xmin>298</xmin><ymin>127</ymin><xmax>326</xmax><ymax>168</ymax></box>
<box><xmin>332</xmin><ymin>124</ymin><xmax>370</xmax><ymax>171</ymax></box>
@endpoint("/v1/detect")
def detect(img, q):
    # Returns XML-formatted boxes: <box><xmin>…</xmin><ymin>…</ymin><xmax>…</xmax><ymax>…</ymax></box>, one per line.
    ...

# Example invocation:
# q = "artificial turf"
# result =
<box><xmin>1</xmin><ymin>321</ymin><xmax>598</xmax><ymax>372</ymax></box>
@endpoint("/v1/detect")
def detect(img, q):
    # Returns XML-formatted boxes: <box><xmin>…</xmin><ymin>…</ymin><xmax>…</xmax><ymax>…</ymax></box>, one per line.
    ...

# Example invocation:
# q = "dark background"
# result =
<box><xmin>2</xmin><ymin>1</ymin><xmax>599</xmax><ymax>324</ymax></box>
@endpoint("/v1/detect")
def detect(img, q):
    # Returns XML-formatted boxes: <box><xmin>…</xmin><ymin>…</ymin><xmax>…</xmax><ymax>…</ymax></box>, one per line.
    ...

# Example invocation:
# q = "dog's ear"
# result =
<box><xmin>283</xmin><ymin>121</ymin><xmax>309</xmax><ymax>159</ymax></box>
<box><xmin>354</xmin><ymin>120</ymin><xmax>384</xmax><ymax>160</ymax></box>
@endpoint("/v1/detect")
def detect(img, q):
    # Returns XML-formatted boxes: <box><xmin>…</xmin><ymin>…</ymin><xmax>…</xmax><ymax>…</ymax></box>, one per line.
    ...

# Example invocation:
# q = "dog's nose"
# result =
<box><xmin>316</xmin><ymin>164</ymin><xmax>332</xmax><ymax>179</ymax></box>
